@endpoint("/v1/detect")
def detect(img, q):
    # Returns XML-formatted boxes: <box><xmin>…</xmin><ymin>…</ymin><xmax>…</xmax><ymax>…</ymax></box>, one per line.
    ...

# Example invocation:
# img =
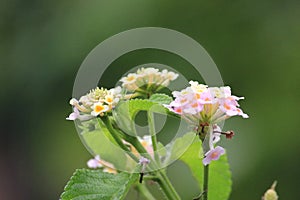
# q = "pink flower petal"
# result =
<box><xmin>203</xmin><ymin>146</ymin><xmax>225</xmax><ymax>166</ymax></box>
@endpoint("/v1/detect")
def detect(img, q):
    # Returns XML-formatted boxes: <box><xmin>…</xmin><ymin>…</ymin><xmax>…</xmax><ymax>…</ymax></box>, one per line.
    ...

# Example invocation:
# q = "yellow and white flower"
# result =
<box><xmin>66</xmin><ymin>86</ymin><xmax>122</xmax><ymax>120</ymax></box>
<box><xmin>91</xmin><ymin>102</ymin><xmax>109</xmax><ymax>116</ymax></box>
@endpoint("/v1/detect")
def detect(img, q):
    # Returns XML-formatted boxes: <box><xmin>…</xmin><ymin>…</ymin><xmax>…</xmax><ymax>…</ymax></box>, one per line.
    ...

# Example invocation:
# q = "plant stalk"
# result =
<box><xmin>157</xmin><ymin>171</ymin><xmax>181</xmax><ymax>200</ymax></box>
<box><xmin>147</xmin><ymin>111</ymin><xmax>161</xmax><ymax>165</ymax></box>
<box><xmin>203</xmin><ymin>164</ymin><xmax>209</xmax><ymax>200</ymax></box>
<box><xmin>102</xmin><ymin>115</ymin><xmax>180</xmax><ymax>200</ymax></box>
<box><xmin>100</xmin><ymin>116</ymin><xmax>139</xmax><ymax>162</ymax></box>
<box><xmin>136</xmin><ymin>183</ymin><xmax>156</xmax><ymax>200</ymax></box>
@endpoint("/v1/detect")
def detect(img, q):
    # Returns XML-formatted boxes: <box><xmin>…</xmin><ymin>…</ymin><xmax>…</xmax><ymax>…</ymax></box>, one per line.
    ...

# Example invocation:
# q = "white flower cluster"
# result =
<box><xmin>66</xmin><ymin>86</ymin><xmax>122</xmax><ymax>120</ymax></box>
<box><xmin>120</xmin><ymin>67</ymin><xmax>178</xmax><ymax>92</ymax></box>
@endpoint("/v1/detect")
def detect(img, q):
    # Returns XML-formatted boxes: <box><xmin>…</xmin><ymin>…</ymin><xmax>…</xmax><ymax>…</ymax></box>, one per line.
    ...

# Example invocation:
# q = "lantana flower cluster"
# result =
<box><xmin>166</xmin><ymin>81</ymin><xmax>248</xmax><ymax>122</ymax></box>
<box><xmin>66</xmin><ymin>86</ymin><xmax>122</xmax><ymax>120</ymax></box>
<box><xmin>67</xmin><ymin>67</ymin><xmax>177</xmax><ymax>173</ymax></box>
<box><xmin>120</xmin><ymin>67</ymin><xmax>178</xmax><ymax>95</ymax></box>
<box><xmin>166</xmin><ymin>81</ymin><xmax>248</xmax><ymax>165</ymax></box>
<box><xmin>67</xmin><ymin>67</ymin><xmax>248</xmax><ymax>169</ymax></box>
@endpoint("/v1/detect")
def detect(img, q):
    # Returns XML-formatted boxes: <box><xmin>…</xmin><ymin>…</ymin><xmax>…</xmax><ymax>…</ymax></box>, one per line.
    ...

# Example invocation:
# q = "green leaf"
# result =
<box><xmin>61</xmin><ymin>169</ymin><xmax>138</xmax><ymax>200</ymax></box>
<box><xmin>162</xmin><ymin>132</ymin><xmax>195</xmax><ymax>167</ymax></box>
<box><xmin>113</xmin><ymin>99</ymin><xmax>168</xmax><ymax>135</ymax></box>
<box><xmin>149</xmin><ymin>93</ymin><xmax>173</xmax><ymax>105</ymax></box>
<box><xmin>180</xmin><ymin>140</ymin><xmax>232</xmax><ymax>200</ymax></box>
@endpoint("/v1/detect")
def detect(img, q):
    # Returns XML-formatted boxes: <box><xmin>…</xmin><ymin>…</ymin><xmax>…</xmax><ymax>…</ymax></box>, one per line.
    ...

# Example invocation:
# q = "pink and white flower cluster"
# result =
<box><xmin>166</xmin><ymin>81</ymin><xmax>248</xmax><ymax>125</ymax></box>
<box><xmin>166</xmin><ymin>81</ymin><xmax>248</xmax><ymax>165</ymax></box>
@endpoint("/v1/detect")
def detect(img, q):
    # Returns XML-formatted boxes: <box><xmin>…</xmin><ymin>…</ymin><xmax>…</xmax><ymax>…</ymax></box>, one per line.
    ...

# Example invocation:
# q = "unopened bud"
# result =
<box><xmin>262</xmin><ymin>181</ymin><xmax>278</xmax><ymax>200</ymax></box>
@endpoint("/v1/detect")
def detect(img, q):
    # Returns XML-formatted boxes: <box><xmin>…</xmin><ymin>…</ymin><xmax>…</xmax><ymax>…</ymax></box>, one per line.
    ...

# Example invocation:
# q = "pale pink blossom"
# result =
<box><xmin>203</xmin><ymin>146</ymin><xmax>225</xmax><ymax>166</ymax></box>
<box><xmin>87</xmin><ymin>155</ymin><xmax>117</xmax><ymax>174</ymax></box>
<box><xmin>87</xmin><ymin>155</ymin><xmax>103</xmax><ymax>168</ymax></box>
<box><xmin>66</xmin><ymin>107</ymin><xmax>93</xmax><ymax>121</ymax></box>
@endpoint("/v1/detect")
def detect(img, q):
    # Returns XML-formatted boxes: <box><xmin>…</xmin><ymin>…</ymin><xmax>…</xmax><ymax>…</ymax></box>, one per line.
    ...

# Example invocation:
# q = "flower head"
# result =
<box><xmin>166</xmin><ymin>81</ymin><xmax>248</xmax><ymax>165</ymax></box>
<box><xmin>166</xmin><ymin>81</ymin><xmax>248</xmax><ymax>126</ymax></box>
<box><xmin>66</xmin><ymin>86</ymin><xmax>122</xmax><ymax>120</ymax></box>
<box><xmin>120</xmin><ymin>67</ymin><xmax>178</xmax><ymax>96</ymax></box>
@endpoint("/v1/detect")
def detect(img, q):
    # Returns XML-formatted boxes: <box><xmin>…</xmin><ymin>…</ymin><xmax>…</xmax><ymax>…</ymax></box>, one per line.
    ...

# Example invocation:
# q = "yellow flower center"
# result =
<box><xmin>127</xmin><ymin>76</ymin><xmax>135</xmax><ymax>82</ymax></box>
<box><xmin>95</xmin><ymin>104</ymin><xmax>105</xmax><ymax>113</ymax></box>
<box><xmin>105</xmin><ymin>96</ymin><xmax>113</xmax><ymax>104</ymax></box>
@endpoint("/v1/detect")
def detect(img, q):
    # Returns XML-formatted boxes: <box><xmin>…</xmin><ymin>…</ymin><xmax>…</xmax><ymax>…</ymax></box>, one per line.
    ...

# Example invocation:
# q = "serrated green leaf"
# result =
<box><xmin>180</xmin><ymin>140</ymin><xmax>232</xmax><ymax>200</ymax></box>
<box><xmin>149</xmin><ymin>93</ymin><xmax>173</xmax><ymax>105</ymax></box>
<box><xmin>61</xmin><ymin>169</ymin><xmax>138</xmax><ymax>200</ymax></box>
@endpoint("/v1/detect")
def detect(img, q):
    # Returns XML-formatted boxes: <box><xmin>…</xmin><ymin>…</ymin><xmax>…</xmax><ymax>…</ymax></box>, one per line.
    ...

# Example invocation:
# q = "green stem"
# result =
<box><xmin>101</xmin><ymin>115</ymin><xmax>180</xmax><ymax>200</ymax></box>
<box><xmin>99</xmin><ymin>116</ymin><xmax>139</xmax><ymax>162</ymax></box>
<box><xmin>136</xmin><ymin>183</ymin><xmax>156</xmax><ymax>200</ymax></box>
<box><xmin>130</xmin><ymin>137</ymin><xmax>180</xmax><ymax>199</ymax></box>
<box><xmin>203</xmin><ymin>164</ymin><xmax>209</xmax><ymax>200</ymax></box>
<box><xmin>147</xmin><ymin>111</ymin><xmax>180</xmax><ymax>200</ymax></box>
<box><xmin>157</xmin><ymin>171</ymin><xmax>181</xmax><ymax>200</ymax></box>
<box><xmin>147</xmin><ymin>111</ymin><xmax>160</xmax><ymax>165</ymax></box>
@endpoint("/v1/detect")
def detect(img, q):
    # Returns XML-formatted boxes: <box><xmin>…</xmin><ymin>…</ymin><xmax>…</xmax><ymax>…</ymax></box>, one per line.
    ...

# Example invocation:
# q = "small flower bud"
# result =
<box><xmin>262</xmin><ymin>181</ymin><xmax>278</xmax><ymax>200</ymax></box>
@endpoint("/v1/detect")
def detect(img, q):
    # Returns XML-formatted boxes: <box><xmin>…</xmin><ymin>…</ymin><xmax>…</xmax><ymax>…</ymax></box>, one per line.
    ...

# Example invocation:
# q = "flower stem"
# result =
<box><xmin>147</xmin><ymin>111</ymin><xmax>160</xmax><ymax>165</ymax></box>
<box><xmin>99</xmin><ymin>116</ymin><xmax>139</xmax><ymax>162</ymax></box>
<box><xmin>101</xmin><ymin>115</ymin><xmax>180</xmax><ymax>200</ymax></box>
<box><xmin>157</xmin><ymin>171</ymin><xmax>181</xmax><ymax>200</ymax></box>
<box><xmin>136</xmin><ymin>183</ymin><xmax>156</xmax><ymax>200</ymax></box>
<box><xmin>147</xmin><ymin>111</ymin><xmax>180</xmax><ymax>200</ymax></box>
<box><xmin>203</xmin><ymin>164</ymin><xmax>209</xmax><ymax>200</ymax></box>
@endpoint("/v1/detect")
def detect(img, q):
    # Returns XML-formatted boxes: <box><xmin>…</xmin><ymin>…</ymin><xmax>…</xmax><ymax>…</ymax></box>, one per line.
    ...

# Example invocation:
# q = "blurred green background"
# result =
<box><xmin>1</xmin><ymin>0</ymin><xmax>300</xmax><ymax>199</ymax></box>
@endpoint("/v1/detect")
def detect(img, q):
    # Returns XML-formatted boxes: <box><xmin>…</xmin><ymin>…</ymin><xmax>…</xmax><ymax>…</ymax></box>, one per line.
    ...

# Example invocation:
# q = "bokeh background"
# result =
<box><xmin>1</xmin><ymin>0</ymin><xmax>300</xmax><ymax>199</ymax></box>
